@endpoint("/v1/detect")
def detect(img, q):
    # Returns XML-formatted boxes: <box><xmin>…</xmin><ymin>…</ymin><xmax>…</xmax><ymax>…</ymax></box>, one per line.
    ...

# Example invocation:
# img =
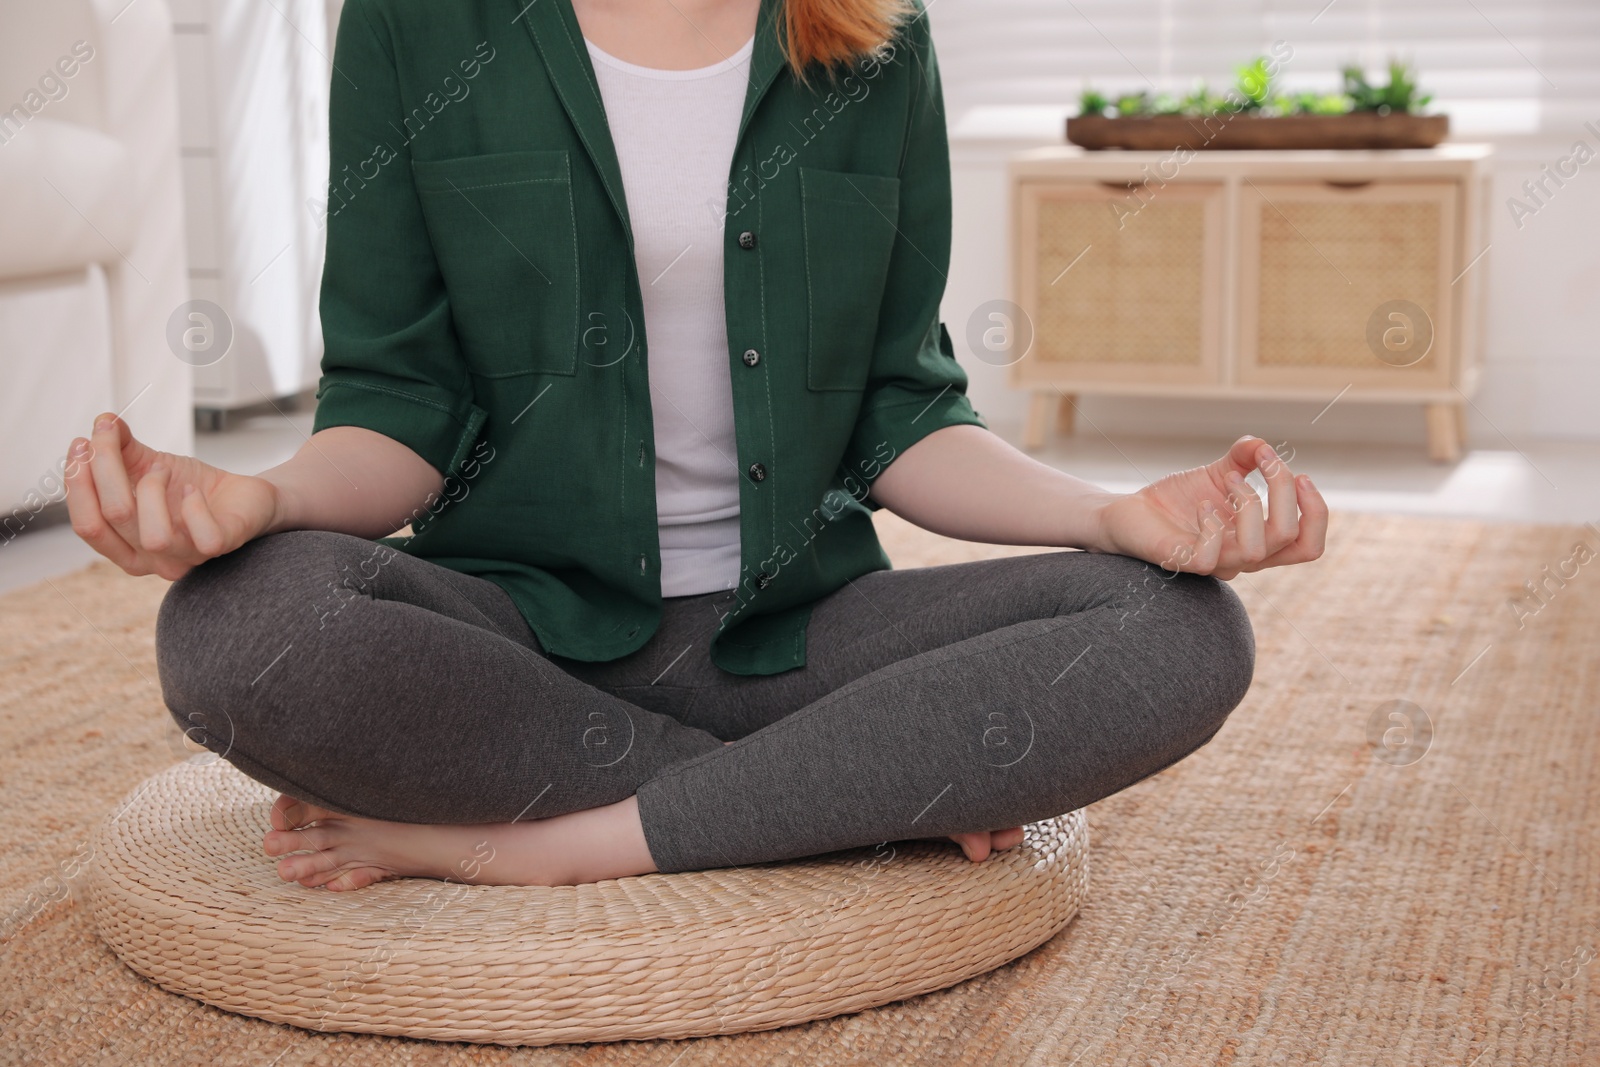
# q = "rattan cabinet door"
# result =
<box><xmin>1237</xmin><ymin>181</ymin><xmax>1457</xmax><ymax>391</ymax></box>
<box><xmin>1013</xmin><ymin>181</ymin><xmax>1223</xmax><ymax>389</ymax></box>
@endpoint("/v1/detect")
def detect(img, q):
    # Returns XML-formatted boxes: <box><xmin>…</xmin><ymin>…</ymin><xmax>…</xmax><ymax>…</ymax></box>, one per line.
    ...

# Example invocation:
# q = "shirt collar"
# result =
<box><xmin>513</xmin><ymin>0</ymin><xmax>789</xmax><ymax>250</ymax></box>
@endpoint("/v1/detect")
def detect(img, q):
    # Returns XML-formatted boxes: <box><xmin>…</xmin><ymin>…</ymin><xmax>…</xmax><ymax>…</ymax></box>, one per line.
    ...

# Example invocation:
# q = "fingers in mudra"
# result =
<box><xmin>65</xmin><ymin>412</ymin><xmax>274</xmax><ymax>580</ymax></box>
<box><xmin>1164</xmin><ymin>436</ymin><xmax>1328</xmax><ymax>579</ymax></box>
<box><xmin>68</xmin><ymin>415</ymin><xmax>184</xmax><ymax>577</ymax></box>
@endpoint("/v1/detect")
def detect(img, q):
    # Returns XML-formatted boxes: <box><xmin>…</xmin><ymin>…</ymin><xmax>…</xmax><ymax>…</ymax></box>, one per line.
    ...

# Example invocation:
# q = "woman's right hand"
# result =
<box><xmin>65</xmin><ymin>413</ymin><xmax>280</xmax><ymax>580</ymax></box>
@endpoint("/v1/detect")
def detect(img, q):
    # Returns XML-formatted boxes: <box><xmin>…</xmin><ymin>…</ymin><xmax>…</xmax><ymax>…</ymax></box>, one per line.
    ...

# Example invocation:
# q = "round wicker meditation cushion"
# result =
<box><xmin>87</xmin><ymin>758</ymin><xmax>1089</xmax><ymax>1046</ymax></box>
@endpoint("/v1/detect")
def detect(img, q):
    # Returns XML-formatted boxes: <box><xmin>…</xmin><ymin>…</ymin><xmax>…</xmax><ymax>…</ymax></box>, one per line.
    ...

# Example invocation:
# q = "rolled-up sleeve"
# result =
<box><xmin>839</xmin><ymin>12</ymin><xmax>985</xmax><ymax>502</ymax></box>
<box><xmin>310</xmin><ymin>0</ymin><xmax>486</xmax><ymax>479</ymax></box>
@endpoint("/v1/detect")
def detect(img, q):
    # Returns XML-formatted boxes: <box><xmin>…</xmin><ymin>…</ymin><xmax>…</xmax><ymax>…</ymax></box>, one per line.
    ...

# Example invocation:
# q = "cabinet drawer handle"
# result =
<box><xmin>1324</xmin><ymin>180</ymin><xmax>1375</xmax><ymax>190</ymax></box>
<box><xmin>1099</xmin><ymin>180</ymin><xmax>1148</xmax><ymax>191</ymax></box>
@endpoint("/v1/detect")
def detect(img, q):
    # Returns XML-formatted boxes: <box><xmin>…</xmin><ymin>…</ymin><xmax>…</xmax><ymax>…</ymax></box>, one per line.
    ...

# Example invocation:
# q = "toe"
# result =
<box><xmin>325</xmin><ymin>866</ymin><xmax>390</xmax><ymax>892</ymax></box>
<box><xmin>276</xmin><ymin>848</ymin><xmax>344</xmax><ymax>886</ymax></box>
<box><xmin>993</xmin><ymin>826</ymin><xmax>1026</xmax><ymax>851</ymax></box>
<box><xmin>271</xmin><ymin>793</ymin><xmax>335</xmax><ymax>832</ymax></box>
<box><xmin>277</xmin><ymin>849</ymin><xmax>383</xmax><ymax>891</ymax></box>
<box><xmin>263</xmin><ymin>823</ymin><xmax>342</xmax><ymax>857</ymax></box>
<box><xmin>268</xmin><ymin>831</ymin><xmax>396</xmax><ymax>891</ymax></box>
<box><xmin>949</xmin><ymin>831</ymin><xmax>992</xmax><ymax>863</ymax></box>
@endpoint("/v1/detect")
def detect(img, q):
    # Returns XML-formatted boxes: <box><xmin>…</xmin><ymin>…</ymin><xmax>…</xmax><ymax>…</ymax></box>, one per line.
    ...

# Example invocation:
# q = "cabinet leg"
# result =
<box><xmin>1425</xmin><ymin>402</ymin><xmax>1462</xmax><ymax>463</ymax></box>
<box><xmin>1056</xmin><ymin>394</ymin><xmax>1077</xmax><ymax>438</ymax></box>
<box><xmin>1022</xmin><ymin>392</ymin><xmax>1054</xmax><ymax>450</ymax></box>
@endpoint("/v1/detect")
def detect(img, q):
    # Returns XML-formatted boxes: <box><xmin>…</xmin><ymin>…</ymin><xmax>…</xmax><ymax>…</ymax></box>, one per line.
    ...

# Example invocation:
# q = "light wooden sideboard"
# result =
<box><xmin>1008</xmin><ymin>145</ymin><xmax>1492</xmax><ymax>461</ymax></box>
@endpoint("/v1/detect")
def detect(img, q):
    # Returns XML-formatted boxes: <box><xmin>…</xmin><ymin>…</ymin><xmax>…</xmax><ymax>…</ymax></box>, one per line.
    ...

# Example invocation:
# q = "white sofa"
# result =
<box><xmin>0</xmin><ymin>0</ymin><xmax>191</xmax><ymax>522</ymax></box>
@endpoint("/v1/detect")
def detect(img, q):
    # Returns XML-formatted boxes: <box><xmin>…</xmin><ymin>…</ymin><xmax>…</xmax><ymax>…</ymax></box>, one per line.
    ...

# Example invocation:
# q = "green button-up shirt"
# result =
<box><xmin>311</xmin><ymin>0</ymin><xmax>985</xmax><ymax>675</ymax></box>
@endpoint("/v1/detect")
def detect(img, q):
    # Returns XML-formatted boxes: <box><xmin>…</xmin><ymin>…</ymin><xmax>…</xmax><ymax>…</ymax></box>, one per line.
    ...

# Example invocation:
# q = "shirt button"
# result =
<box><xmin>755</xmin><ymin>571</ymin><xmax>772</xmax><ymax>590</ymax></box>
<box><xmin>738</xmin><ymin>230</ymin><xmax>756</xmax><ymax>250</ymax></box>
<box><xmin>747</xmin><ymin>462</ymin><xmax>767</xmax><ymax>483</ymax></box>
<box><xmin>742</xmin><ymin>348</ymin><xmax>760</xmax><ymax>367</ymax></box>
<box><xmin>639</xmin><ymin>555</ymin><xmax>647</xmax><ymax>575</ymax></box>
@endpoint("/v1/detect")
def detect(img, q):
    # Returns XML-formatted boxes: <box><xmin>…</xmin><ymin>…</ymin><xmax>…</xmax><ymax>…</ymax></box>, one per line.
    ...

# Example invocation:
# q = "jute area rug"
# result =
<box><xmin>1</xmin><ymin>511</ymin><xmax>1594</xmax><ymax>1066</ymax></box>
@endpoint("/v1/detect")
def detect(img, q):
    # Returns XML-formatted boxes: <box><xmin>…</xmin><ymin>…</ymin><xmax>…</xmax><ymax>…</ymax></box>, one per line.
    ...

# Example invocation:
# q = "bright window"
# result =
<box><xmin>929</xmin><ymin>0</ymin><xmax>1600</xmax><ymax>140</ymax></box>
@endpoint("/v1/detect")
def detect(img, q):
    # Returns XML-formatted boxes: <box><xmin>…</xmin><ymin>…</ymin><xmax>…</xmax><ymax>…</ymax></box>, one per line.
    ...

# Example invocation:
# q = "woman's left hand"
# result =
<box><xmin>1092</xmin><ymin>436</ymin><xmax>1327</xmax><ymax>579</ymax></box>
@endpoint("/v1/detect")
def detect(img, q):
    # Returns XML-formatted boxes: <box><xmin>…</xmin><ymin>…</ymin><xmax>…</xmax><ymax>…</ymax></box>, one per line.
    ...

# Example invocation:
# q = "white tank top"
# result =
<box><xmin>585</xmin><ymin>35</ymin><xmax>754</xmax><ymax>598</ymax></box>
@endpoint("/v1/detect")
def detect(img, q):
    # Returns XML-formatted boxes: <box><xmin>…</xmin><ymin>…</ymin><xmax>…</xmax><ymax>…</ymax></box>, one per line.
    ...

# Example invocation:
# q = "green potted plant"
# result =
<box><xmin>1066</xmin><ymin>56</ymin><xmax>1448</xmax><ymax>150</ymax></box>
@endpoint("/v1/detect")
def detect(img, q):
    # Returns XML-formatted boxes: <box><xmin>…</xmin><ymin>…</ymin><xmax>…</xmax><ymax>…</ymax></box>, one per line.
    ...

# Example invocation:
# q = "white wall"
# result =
<box><xmin>1475</xmin><ymin>139</ymin><xmax>1600</xmax><ymax>442</ymax></box>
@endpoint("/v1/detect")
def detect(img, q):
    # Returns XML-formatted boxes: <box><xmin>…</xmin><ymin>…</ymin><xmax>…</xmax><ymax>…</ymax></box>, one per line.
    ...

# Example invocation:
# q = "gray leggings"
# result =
<box><xmin>155</xmin><ymin>531</ymin><xmax>1255</xmax><ymax>873</ymax></box>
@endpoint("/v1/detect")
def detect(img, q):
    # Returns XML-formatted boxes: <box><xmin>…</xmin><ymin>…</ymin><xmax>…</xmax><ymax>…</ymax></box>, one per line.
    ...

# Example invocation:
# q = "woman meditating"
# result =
<box><xmin>64</xmin><ymin>0</ymin><xmax>1324</xmax><ymax>891</ymax></box>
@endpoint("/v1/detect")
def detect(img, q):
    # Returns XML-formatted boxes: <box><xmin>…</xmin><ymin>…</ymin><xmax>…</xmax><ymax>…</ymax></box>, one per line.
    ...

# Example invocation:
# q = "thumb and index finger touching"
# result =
<box><xmin>64</xmin><ymin>413</ymin><xmax>176</xmax><ymax>576</ymax></box>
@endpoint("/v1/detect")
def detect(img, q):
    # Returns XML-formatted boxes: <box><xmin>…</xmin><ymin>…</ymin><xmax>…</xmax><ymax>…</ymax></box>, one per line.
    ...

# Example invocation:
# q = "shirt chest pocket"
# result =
<box><xmin>412</xmin><ymin>150</ymin><xmax>579</xmax><ymax>378</ymax></box>
<box><xmin>800</xmin><ymin>167</ymin><xmax>902</xmax><ymax>392</ymax></box>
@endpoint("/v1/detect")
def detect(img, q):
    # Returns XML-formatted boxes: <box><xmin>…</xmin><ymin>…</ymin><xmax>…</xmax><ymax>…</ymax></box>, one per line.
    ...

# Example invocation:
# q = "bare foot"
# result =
<box><xmin>262</xmin><ymin>793</ymin><xmax>656</xmax><ymax>891</ymax></box>
<box><xmin>947</xmin><ymin>826</ymin><xmax>1026</xmax><ymax>862</ymax></box>
<box><xmin>263</xmin><ymin>791</ymin><xmax>1026</xmax><ymax>892</ymax></box>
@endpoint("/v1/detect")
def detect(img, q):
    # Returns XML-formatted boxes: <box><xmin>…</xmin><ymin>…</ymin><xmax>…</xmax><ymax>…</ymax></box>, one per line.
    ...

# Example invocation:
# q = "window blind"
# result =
<box><xmin>927</xmin><ymin>0</ymin><xmax>1600</xmax><ymax>139</ymax></box>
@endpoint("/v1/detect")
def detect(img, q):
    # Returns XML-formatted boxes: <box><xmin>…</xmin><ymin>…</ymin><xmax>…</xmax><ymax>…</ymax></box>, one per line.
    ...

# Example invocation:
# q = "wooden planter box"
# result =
<box><xmin>1066</xmin><ymin>113</ymin><xmax>1450</xmax><ymax>151</ymax></box>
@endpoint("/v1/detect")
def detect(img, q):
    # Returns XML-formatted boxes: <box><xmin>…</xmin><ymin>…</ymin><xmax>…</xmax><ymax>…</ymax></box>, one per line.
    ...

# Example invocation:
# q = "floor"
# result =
<box><xmin>3</xmin><ymin>409</ymin><xmax>1596</xmax><ymax>596</ymax></box>
<box><xmin>9</xmin><ymin>508</ymin><xmax>1596</xmax><ymax>1065</ymax></box>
